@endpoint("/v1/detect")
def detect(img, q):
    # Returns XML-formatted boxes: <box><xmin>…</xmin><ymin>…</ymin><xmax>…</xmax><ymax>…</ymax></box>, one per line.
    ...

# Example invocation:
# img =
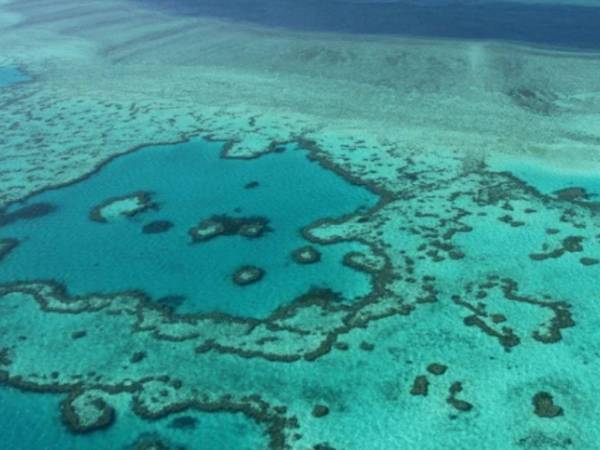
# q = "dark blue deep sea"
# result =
<box><xmin>138</xmin><ymin>0</ymin><xmax>600</xmax><ymax>49</ymax></box>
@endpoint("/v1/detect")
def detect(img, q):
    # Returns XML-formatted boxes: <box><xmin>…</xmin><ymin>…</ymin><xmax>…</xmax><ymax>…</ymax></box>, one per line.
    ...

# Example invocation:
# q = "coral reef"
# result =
<box><xmin>90</xmin><ymin>192</ymin><xmax>156</xmax><ymax>223</ymax></box>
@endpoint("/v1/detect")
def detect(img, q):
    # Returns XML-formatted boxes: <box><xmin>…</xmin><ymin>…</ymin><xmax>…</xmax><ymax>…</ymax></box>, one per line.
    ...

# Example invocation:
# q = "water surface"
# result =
<box><xmin>139</xmin><ymin>0</ymin><xmax>600</xmax><ymax>49</ymax></box>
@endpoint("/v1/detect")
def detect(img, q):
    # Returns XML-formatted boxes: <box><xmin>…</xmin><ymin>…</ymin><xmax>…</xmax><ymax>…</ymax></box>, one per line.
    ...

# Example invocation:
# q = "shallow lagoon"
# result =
<box><xmin>0</xmin><ymin>139</ymin><xmax>376</xmax><ymax>317</ymax></box>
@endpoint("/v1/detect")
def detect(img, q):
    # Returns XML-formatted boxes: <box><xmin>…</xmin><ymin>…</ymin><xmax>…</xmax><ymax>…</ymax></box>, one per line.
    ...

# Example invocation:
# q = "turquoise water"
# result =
<box><xmin>0</xmin><ymin>139</ymin><xmax>376</xmax><ymax>317</ymax></box>
<box><xmin>491</xmin><ymin>159</ymin><xmax>600</xmax><ymax>199</ymax></box>
<box><xmin>0</xmin><ymin>66</ymin><xmax>28</xmax><ymax>87</ymax></box>
<box><xmin>0</xmin><ymin>385</ymin><xmax>266</xmax><ymax>450</ymax></box>
<box><xmin>5</xmin><ymin>1</ymin><xmax>600</xmax><ymax>448</ymax></box>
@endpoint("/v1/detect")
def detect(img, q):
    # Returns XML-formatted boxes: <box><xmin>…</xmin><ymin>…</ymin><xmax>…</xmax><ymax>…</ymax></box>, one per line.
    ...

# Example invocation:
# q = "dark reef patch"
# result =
<box><xmin>446</xmin><ymin>382</ymin><xmax>473</xmax><ymax>412</ymax></box>
<box><xmin>233</xmin><ymin>265</ymin><xmax>265</xmax><ymax>286</ymax></box>
<box><xmin>529</xmin><ymin>235</ymin><xmax>584</xmax><ymax>261</ymax></box>
<box><xmin>128</xmin><ymin>433</ymin><xmax>174</xmax><ymax>450</ymax></box>
<box><xmin>291</xmin><ymin>246</ymin><xmax>321</xmax><ymax>265</ymax></box>
<box><xmin>410</xmin><ymin>375</ymin><xmax>429</xmax><ymax>396</ymax></box>
<box><xmin>156</xmin><ymin>295</ymin><xmax>186</xmax><ymax>310</ymax></box>
<box><xmin>553</xmin><ymin>187</ymin><xmax>589</xmax><ymax>202</ymax></box>
<box><xmin>580</xmin><ymin>257</ymin><xmax>599</xmax><ymax>266</ymax></box>
<box><xmin>71</xmin><ymin>330</ymin><xmax>87</xmax><ymax>339</ymax></box>
<box><xmin>533</xmin><ymin>391</ymin><xmax>564</xmax><ymax>418</ymax></box>
<box><xmin>142</xmin><ymin>220</ymin><xmax>174</xmax><ymax>234</ymax></box>
<box><xmin>189</xmin><ymin>215</ymin><xmax>272</xmax><ymax>243</ymax></box>
<box><xmin>168</xmin><ymin>415</ymin><xmax>198</xmax><ymax>429</ymax></box>
<box><xmin>89</xmin><ymin>191</ymin><xmax>156</xmax><ymax>223</ymax></box>
<box><xmin>359</xmin><ymin>341</ymin><xmax>375</xmax><ymax>352</ymax></box>
<box><xmin>517</xmin><ymin>431</ymin><xmax>573</xmax><ymax>449</ymax></box>
<box><xmin>426</xmin><ymin>363</ymin><xmax>448</xmax><ymax>376</ymax></box>
<box><xmin>244</xmin><ymin>181</ymin><xmax>260</xmax><ymax>189</ymax></box>
<box><xmin>0</xmin><ymin>238</ymin><xmax>19</xmax><ymax>262</ymax></box>
<box><xmin>507</xmin><ymin>87</ymin><xmax>557</xmax><ymax>115</ymax></box>
<box><xmin>61</xmin><ymin>393</ymin><xmax>116</xmax><ymax>433</ymax></box>
<box><xmin>312</xmin><ymin>405</ymin><xmax>330</xmax><ymax>418</ymax></box>
<box><xmin>0</xmin><ymin>202</ymin><xmax>56</xmax><ymax>227</ymax></box>
<box><xmin>455</xmin><ymin>276</ymin><xmax>574</xmax><ymax>351</ymax></box>
<box><xmin>130</xmin><ymin>351</ymin><xmax>147</xmax><ymax>364</ymax></box>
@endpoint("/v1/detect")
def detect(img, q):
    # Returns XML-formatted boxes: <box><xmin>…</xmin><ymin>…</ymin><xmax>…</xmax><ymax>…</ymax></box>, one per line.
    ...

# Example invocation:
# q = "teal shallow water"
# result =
<box><xmin>0</xmin><ymin>385</ymin><xmax>266</xmax><ymax>450</ymax></box>
<box><xmin>3</xmin><ymin>142</ymin><xmax>600</xmax><ymax>448</ymax></box>
<box><xmin>0</xmin><ymin>139</ymin><xmax>376</xmax><ymax>317</ymax></box>
<box><xmin>490</xmin><ymin>158</ymin><xmax>600</xmax><ymax>199</ymax></box>
<box><xmin>0</xmin><ymin>67</ymin><xmax>29</xmax><ymax>87</ymax></box>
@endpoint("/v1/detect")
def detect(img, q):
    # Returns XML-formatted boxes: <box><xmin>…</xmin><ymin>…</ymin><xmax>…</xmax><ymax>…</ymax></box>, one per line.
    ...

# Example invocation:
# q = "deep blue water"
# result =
<box><xmin>0</xmin><ymin>139</ymin><xmax>376</xmax><ymax>317</ymax></box>
<box><xmin>137</xmin><ymin>0</ymin><xmax>600</xmax><ymax>49</ymax></box>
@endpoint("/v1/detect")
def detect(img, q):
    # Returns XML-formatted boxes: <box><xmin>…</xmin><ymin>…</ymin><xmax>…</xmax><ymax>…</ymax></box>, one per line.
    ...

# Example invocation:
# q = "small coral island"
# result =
<box><xmin>90</xmin><ymin>191</ymin><xmax>156</xmax><ymax>223</ymax></box>
<box><xmin>232</xmin><ymin>265</ymin><xmax>265</xmax><ymax>286</ymax></box>
<box><xmin>188</xmin><ymin>214</ymin><xmax>271</xmax><ymax>243</ymax></box>
<box><xmin>291</xmin><ymin>245</ymin><xmax>321</xmax><ymax>264</ymax></box>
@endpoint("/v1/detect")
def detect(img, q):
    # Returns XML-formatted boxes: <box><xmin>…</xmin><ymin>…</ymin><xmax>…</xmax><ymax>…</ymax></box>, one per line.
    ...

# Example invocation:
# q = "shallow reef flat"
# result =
<box><xmin>2</xmin><ymin>0</ymin><xmax>600</xmax><ymax>449</ymax></box>
<box><xmin>2</xmin><ymin>137</ymin><xmax>600</xmax><ymax>447</ymax></box>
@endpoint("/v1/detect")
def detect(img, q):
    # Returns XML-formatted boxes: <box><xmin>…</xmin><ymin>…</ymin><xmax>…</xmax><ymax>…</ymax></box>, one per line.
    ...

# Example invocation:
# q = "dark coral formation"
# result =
<box><xmin>0</xmin><ymin>347</ymin><xmax>12</xmax><ymax>366</ymax></box>
<box><xmin>0</xmin><ymin>237</ymin><xmax>19</xmax><ymax>262</ymax></box>
<box><xmin>244</xmin><ymin>181</ymin><xmax>260</xmax><ymax>189</ymax></box>
<box><xmin>446</xmin><ymin>382</ymin><xmax>473</xmax><ymax>412</ymax></box>
<box><xmin>130</xmin><ymin>351</ymin><xmax>147</xmax><ymax>363</ymax></box>
<box><xmin>167</xmin><ymin>415</ymin><xmax>198</xmax><ymax>429</ymax></box>
<box><xmin>71</xmin><ymin>330</ymin><xmax>87</xmax><ymax>339</ymax></box>
<box><xmin>233</xmin><ymin>265</ymin><xmax>265</xmax><ymax>286</ymax></box>
<box><xmin>507</xmin><ymin>87</ymin><xmax>557</xmax><ymax>115</ymax></box>
<box><xmin>61</xmin><ymin>392</ymin><xmax>116</xmax><ymax>433</ymax></box>
<box><xmin>359</xmin><ymin>341</ymin><xmax>375</xmax><ymax>351</ymax></box>
<box><xmin>188</xmin><ymin>215</ymin><xmax>271</xmax><ymax>243</ymax></box>
<box><xmin>129</xmin><ymin>433</ymin><xmax>174</xmax><ymax>450</ymax></box>
<box><xmin>155</xmin><ymin>295</ymin><xmax>186</xmax><ymax>310</ymax></box>
<box><xmin>529</xmin><ymin>235</ymin><xmax>584</xmax><ymax>261</ymax></box>
<box><xmin>89</xmin><ymin>191</ymin><xmax>156</xmax><ymax>223</ymax></box>
<box><xmin>553</xmin><ymin>187</ymin><xmax>589</xmax><ymax>202</ymax></box>
<box><xmin>142</xmin><ymin>220</ymin><xmax>173</xmax><ymax>234</ymax></box>
<box><xmin>410</xmin><ymin>375</ymin><xmax>429</xmax><ymax>396</ymax></box>
<box><xmin>312</xmin><ymin>405</ymin><xmax>330</xmax><ymax>418</ymax></box>
<box><xmin>291</xmin><ymin>246</ymin><xmax>321</xmax><ymax>265</ymax></box>
<box><xmin>532</xmin><ymin>391</ymin><xmax>564</xmax><ymax>418</ymax></box>
<box><xmin>0</xmin><ymin>202</ymin><xmax>55</xmax><ymax>227</ymax></box>
<box><xmin>453</xmin><ymin>276</ymin><xmax>574</xmax><ymax>351</ymax></box>
<box><xmin>426</xmin><ymin>363</ymin><xmax>447</xmax><ymax>376</ymax></box>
